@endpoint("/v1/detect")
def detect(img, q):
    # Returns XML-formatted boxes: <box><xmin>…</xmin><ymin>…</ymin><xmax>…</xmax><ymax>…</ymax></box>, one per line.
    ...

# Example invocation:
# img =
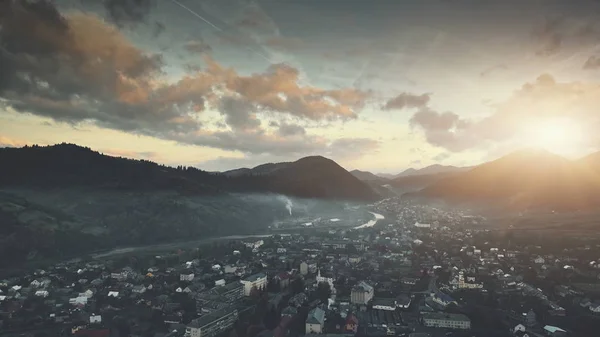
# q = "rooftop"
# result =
<box><xmin>188</xmin><ymin>306</ymin><xmax>237</xmax><ymax>328</ymax></box>
<box><xmin>306</xmin><ymin>307</ymin><xmax>325</xmax><ymax>325</ymax></box>
<box><xmin>244</xmin><ymin>272</ymin><xmax>267</xmax><ymax>282</ymax></box>
<box><xmin>422</xmin><ymin>312</ymin><xmax>470</xmax><ymax>322</ymax></box>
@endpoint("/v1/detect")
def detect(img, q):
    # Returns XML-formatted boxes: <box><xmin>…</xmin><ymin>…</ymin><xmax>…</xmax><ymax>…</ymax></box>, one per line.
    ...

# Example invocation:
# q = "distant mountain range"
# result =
<box><xmin>375</xmin><ymin>164</ymin><xmax>470</xmax><ymax>180</ymax></box>
<box><xmin>413</xmin><ymin>149</ymin><xmax>600</xmax><ymax>211</ymax></box>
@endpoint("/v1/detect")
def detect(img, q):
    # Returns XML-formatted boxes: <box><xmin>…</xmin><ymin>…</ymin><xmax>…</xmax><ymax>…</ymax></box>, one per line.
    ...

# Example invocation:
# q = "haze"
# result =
<box><xmin>2</xmin><ymin>0</ymin><xmax>600</xmax><ymax>173</ymax></box>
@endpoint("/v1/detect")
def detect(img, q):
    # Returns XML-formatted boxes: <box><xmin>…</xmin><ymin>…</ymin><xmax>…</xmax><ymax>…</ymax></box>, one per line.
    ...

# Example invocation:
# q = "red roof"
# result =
<box><xmin>346</xmin><ymin>314</ymin><xmax>358</xmax><ymax>325</ymax></box>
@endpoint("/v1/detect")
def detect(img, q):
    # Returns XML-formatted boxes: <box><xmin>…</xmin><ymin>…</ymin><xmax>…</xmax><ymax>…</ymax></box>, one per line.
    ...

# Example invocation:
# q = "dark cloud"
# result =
<box><xmin>217</xmin><ymin>97</ymin><xmax>261</xmax><ymax>131</ymax></box>
<box><xmin>583</xmin><ymin>55</ymin><xmax>600</xmax><ymax>69</ymax></box>
<box><xmin>382</xmin><ymin>93</ymin><xmax>430</xmax><ymax>110</ymax></box>
<box><xmin>409</xmin><ymin>109</ymin><xmax>472</xmax><ymax>152</ymax></box>
<box><xmin>277</xmin><ymin>123</ymin><xmax>306</xmax><ymax>137</ymax></box>
<box><xmin>480</xmin><ymin>64</ymin><xmax>508</xmax><ymax>78</ymax></box>
<box><xmin>103</xmin><ymin>0</ymin><xmax>154</xmax><ymax>27</ymax></box>
<box><xmin>533</xmin><ymin>16</ymin><xmax>564</xmax><ymax>56</ymax></box>
<box><xmin>0</xmin><ymin>0</ymin><xmax>369</xmax><ymax>157</ymax></box>
<box><xmin>153</xmin><ymin>21</ymin><xmax>165</xmax><ymax>37</ymax></box>
<box><xmin>184</xmin><ymin>40</ymin><xmax>212</xmax><ymax>54</ymax></box>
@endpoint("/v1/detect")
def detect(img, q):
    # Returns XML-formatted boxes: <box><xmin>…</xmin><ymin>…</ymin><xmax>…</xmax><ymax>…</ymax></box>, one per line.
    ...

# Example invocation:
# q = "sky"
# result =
<box><xmin>2</xmin><ymin>0</ymin><xmax>600</xmax><ymax>173</ymax></box>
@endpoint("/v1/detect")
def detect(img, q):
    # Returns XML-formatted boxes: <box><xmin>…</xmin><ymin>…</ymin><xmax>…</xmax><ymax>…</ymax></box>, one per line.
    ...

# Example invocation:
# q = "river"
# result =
<box><xmin>90</xmin><ymin>211</ymin><xmax>384</xmax><ymax>259</ymax></box>
<box><xmin>354</xmin><ymin>211</ymin><xmax>385</xmax><ymax>229</ymax></box>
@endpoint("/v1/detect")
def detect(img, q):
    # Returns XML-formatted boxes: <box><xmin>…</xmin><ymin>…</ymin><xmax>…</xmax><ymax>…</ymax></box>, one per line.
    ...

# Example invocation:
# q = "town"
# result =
<box><xmin>2</xmin><ymin>198</ymin><xmax>600</xmax><ymax>337</ymax></box>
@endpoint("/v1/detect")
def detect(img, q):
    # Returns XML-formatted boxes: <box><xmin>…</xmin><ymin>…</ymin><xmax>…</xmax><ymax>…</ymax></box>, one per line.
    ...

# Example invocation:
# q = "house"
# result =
<box><xmin>241</xmin><ymin>273</ymin><xmax>267</xmax><ymax>296</ymax></box>
<box><xmin>277</xmin><ymin>248</ymin><xmax>287</xmax><ymax>254</ymax></box>
<box><xmin>274</xmin><ymin>272</ymin><xmax>291</xmax><ymax>289</ymax></box>
<box><xmin>69</xmin><ymin>297</ymin><xmax>88</xmax><ymax>306</ymax></box>
<box><xmin>543</xmin><ymin>325</ymin><xmax>566</xmax><ymax>337</ymax></box>
<box><xmin>35</xmin><ymin>290</ymin><xmax>49</xmax><ymax>298</ymax></box>
<box><xmin>431</xmin><ymin>292</ymin><xmax>456</xmax><ymax>308</ymax></box>
<box><xmin>90</xmin><ymin>314</ymin><xmax>102</xmax><ymax>324</ymax></box>
<box><xmin>351</xmin><ymin>281</ymin><xmax>374</xmax><ymax>305</ymax></box>
<box><xmin>181</xmin><ymin>273</ymin><xmax>195</xmax><ymax>282</ymax></box>
<box><xmin>589</xmin><ymin>303</ymin><xmax>600</xmax><ymax>313</ymax></box>
<box><xmin>132</xmin><ymin>285</ymin><xmax>146</xmax><ymax>294</ymax></box>
<box><xmin>534</xmin><ymin>257</ymin><xmax>545</xmax><ymax>264</ymax></box>
<box><xmin>345</xmin><ymin>314</ymin><xmax>358</xmax><ymax>333</ymax></box>
<box><xmin>306</xmin><ymin>307</ymin><xmax>325</xmax><ymax>334</ymax></box>
<box><xmin>107</xmin><ymin>291</ymin><xmax>119</xmax><ymax>298</ymax></box>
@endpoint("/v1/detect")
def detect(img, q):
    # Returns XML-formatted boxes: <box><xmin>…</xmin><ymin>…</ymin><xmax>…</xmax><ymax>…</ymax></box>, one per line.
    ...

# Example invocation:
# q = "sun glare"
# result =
<box><xmin>525</xmin><ymin>118</ymin><xmax>582</xmax><ymax>154</ymax></box>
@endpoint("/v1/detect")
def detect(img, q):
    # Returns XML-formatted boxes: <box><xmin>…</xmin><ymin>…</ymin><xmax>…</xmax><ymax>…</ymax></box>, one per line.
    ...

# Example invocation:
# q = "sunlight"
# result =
<box><xmin>525</xmin><ymin>117</ymin><xmax>583</xmax><ymax>154</ymax></box>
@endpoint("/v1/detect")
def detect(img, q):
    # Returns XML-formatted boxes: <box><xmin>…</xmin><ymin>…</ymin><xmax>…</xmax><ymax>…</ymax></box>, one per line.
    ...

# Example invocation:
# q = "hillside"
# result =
<box><xmin>397</xmin><ymin>164</ymin><xmax>469</xmax><ymax>177</ymax></box>
<box><xmin>390</xmin><ymin>171</ymin><xmax>462</xmax><ymax>193</ymax></box>
<box><xmin>0</xmin><ymin>144</ymin><xmax>378</xmax><ymax>201</ymax></box>
<box><xmin>351</xmin><ymin>169</ymin><xmax>388</xmax><ymax>182</ymax></box>
<box><xmin>415</xmin><ymin>149</ymin><xmax>600</xmax><ymax>211</ymax></box>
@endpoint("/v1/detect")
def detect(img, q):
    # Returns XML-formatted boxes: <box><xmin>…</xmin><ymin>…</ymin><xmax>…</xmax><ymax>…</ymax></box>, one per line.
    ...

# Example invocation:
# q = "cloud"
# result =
<box><xmin>217</xmin><ymin>97</ymin><xmax>261</xmax><ymax>131</ymax></box>
<box><xmin>103</xmin><ymin>0</ymin><xmax>154</xmax><ymax>27</ymax></box>
<box><xmin>409</xmin><ymin>108</ymin><xmax>472</xmax><ymax>152</ymax></box>
<box><xmin>382</xmin><ymin>93</ymin><xmax>430</xmax><ymax>110</ymax></box>
<box><xmin>277</xmin><ymin>123</ymin><xmax>306</xmax><ymax>137</ymax></box>
<box><xmin>480</xmin><ymin>64</ymin><xmax>508</xmax><ymax>78</ymax></box>
<box><xmin>0</xmin><ymin>0</ymin><xmax>369</xmax><ymax>157</ymax></box>
<box><xmin>0</xmin><ymin>136</ymin><xmax>28</xmax><ymax>148</ymax></box>
<box><xmin>583</xmin><ymin>55</ymin><xmax>600</xmax><ymax>69</ymax></box>
<box><xmin>184</xmin><ymin>39</ymin><xmax>212</xmax><ymax>54</ymax></box>
<box><xmin>197</xmin><ymin>137</ymin><xmax>380</xmax><ymax>171</ymax></box>
<box><xmin>532</xmin><ymin>16</ymin><xmax>564</xmax><ymax>56</ymax></box>
<box><xmin>409</xmin><ymin>73</ymin><xmax>600</xmax><ymax>151</ymax></box>
<box><xmin>325</xmin><ymin>138</ymin><xmax>380</xmax><ymax>160</ymax></box>
<box><xmin>100</xmin><ymin>148</ymin><xmax>158</xmax><ymax>160</ymax></box>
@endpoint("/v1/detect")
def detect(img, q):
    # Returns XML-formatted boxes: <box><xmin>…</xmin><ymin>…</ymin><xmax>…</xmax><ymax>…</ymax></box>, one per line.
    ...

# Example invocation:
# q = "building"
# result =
<box><xmin>300</xmin><ymin>262</ymin><xmax>309</xmax><ymax>275</ymax></box>
<box><xmin>351</xmin><ymin>281</ymin><xmax>374</xmax><ymax>305</ymax></box>
<box><xmin>181</xmin><ymin>273</ymin><xmax>195</xmax><ymax>282</ymax></box>
<box><xmin>213</xmin><ymin>281</ymin><xmax>244</xmax><ymax>302</ymax></box>
<box><xmin>458</xmin><ymin>272</ymin><xmax>483</xmax><ymax>289</ymax></box>
<box><xmin>185</xmin><ymin>307</ymin><xmax>238</xmax><ymax>337</ymax></box>
<box><xmin>431</xmin><ymin>292</ymin><xmax>456</xmax><ymax>308</ymax></box>
<box><xmin>422</xmin><ymin>313</ymin><xmax>471</xmax><ymax>330</ymax></box>
<box><xmin>306</xmin><ymin>307</ymin><xmax>326</xmax><ymax>334</ymax></box>
<box><xmin>241</xmin><ymin>273</ymin><xmax>267</xmax><ymax>296</ymax></box>
<box><xmin>372</xmin><ymin>298</ymin><xmax>396</xmax><ymax>311</ymax></box>
<box><xmin>316</xmin><ymin>270</ymin><xmax>335</xmax><ymax>289</ymax></box>
<box><xmin>396</xmin><ymin>294</ymin><xmax>412</xmax><ymax>309</ymax></box>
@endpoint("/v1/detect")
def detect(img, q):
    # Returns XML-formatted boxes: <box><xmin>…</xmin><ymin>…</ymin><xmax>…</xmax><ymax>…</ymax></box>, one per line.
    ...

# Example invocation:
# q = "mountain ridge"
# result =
<box><xmin>0</xmin><ymin>143</ymin><xmax>379</xmax><ymax>201</ymax></box>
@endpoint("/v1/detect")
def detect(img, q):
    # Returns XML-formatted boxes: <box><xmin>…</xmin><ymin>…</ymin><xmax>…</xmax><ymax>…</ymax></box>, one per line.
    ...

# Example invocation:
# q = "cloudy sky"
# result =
<box><xmin>2</xmin><ymin>0</ymin><xmax>600</xmax><ymax>173</ymax></box>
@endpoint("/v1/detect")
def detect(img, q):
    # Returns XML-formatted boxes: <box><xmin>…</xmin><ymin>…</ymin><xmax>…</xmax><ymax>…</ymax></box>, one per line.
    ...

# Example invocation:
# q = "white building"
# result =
<box><xmin>422</xmin><ymin>312</ymin><xmax>471</xmax><ymax>329</ymax></box>
<box><xmin>300</xmin><ymin>262</ymin><xmax>308</xmax><ymax>275</ymax></box>
<box><xmin>241</xmin><ymin>273</ymin><xmax>267</xmax><ymax>296</ymax></box>
<box><xmin>351</xmin><ymin>281</ymin><xmax>373</xmax><ymax>305</ymax></box>
<box><xmin>305</xmin><ymin>307</ymin><xmax>325</xmax><ymax>334</ymax></box>
<box><xmin>90</xmin><ymin>314</ymin><xmax>102</xmax><ymax>324</ymax></box>
<box><xmin>181</xmin><ymin>273</ymin><xmax>195</xmax><ymax>282</ymax></box>
<box><xmin>69</xmin><ymin>297</ymin><xmax>88</xmax><ymax>306</ymax></box>
<box><xmin>35</xmin><ymin>290</ymin><xmax>49</xmax><ymax>298</ymax></box>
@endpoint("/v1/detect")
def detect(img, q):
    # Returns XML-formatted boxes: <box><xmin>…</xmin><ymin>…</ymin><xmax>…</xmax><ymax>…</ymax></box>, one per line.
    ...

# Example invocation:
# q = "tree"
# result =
<box><xmin>291</xmin><ymin>278</ymin><xmax>305</xmax><ymax>294</ymax></box>
<box><xmin>316</xmin><ymin>282</ymin><xmax>331</xmax><ymax>303</ymax></box>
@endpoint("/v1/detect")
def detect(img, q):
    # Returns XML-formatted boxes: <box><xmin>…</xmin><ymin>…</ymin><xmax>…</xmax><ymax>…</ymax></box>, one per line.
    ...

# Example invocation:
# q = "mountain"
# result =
<box><xmin>225</xmin><ymin>156</ymin><xmax>379</xmax><ymax>201</ymax></box>
<box><xmin>390</xmin><ymin>171</ymin><xmax>462</xmax><ymax>194</ymax></box>
<box><xmin>351</xmin><ymin>169</ymin><xmax>389</xmax><ymax>182</ymax></box>
<box><xmin>0</xmin><ymin>143</ymin><xmax>378</xmax><ymax>201</ymax></box>
<box><xmin>397</xmin><ymin>164</ymin><xmax>469</xmax><ymax>177</ymax></box>
<box><xmin>414</xmin><ymin>149</ymin><xmax>600</xmax><ymax>211</ymax></box>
